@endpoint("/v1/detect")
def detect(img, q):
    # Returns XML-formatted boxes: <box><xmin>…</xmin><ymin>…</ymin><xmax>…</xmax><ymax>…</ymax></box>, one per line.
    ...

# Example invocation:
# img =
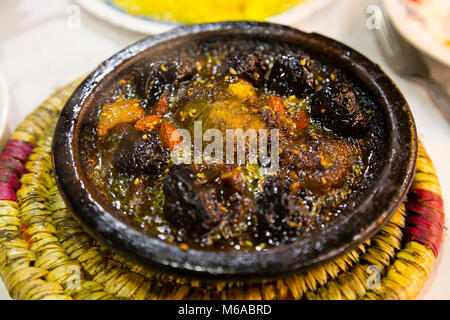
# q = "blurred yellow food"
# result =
<box><xmin>110</xmin><ymin>0</ymin><xmax>304</xmax><ymax>23</ymax></box>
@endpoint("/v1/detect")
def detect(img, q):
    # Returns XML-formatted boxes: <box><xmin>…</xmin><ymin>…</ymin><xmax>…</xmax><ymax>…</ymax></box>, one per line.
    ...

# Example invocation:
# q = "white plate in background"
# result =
<box><xmin>384</xmin><ymin>0</ymin><xmax>450</xmax><ymax>66</ymax></box>
<box><xmin>75</xmin><ymin>0</ymin><xmax>333</xmax><ymax>35</ymax></box>
<box><xmin>0</xmin><ymin>72</ymin><xmax>9</xmax><ymax>151</ymax></box>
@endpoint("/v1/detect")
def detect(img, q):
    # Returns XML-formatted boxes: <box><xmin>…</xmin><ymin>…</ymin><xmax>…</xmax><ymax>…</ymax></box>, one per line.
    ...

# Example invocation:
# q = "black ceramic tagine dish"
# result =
<box><xmin>52</xmin><ymin>21</ymin><xmax>417</xmax><ymax>281</ymax></box>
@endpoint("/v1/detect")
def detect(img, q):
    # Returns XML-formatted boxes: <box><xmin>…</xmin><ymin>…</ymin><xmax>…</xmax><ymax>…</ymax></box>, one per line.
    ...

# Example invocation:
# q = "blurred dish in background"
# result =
<box><xmin>384</xmin><ymin>0</ymin><xmax>450</xmax><ymax>66</ymax></box>
<box><xmin>108</xmin><ymin>0</ymin><xmax>304</xmax><ymax>23</ymax></box>
<box><xmin>0</xmin><ymin>72</ymin><xmax>9</xmax><ymax>151</ymax></box>
<box><xmin>75</xmin><ymin>0</ymin><xmax>332</xmax><ymax>34</ymax></box>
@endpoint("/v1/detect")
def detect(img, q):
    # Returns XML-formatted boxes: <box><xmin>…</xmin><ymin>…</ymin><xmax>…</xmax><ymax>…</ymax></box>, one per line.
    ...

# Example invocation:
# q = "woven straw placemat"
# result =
<box><xmin>0</xmin><ymin>81</ymin><xmax>445</xmax><ymax>300</ymax></box>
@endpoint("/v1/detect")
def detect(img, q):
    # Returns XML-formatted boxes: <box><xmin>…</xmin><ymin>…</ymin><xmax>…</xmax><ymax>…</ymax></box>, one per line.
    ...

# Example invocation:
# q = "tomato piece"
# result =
<box><xmin>266</xmin><ymin>94</ymin><xmax>286</xmax><ymax>115</ymax></box>
<box><xmin>159</xmin><ymin>120</ymin><xmax>182</xmax><ymax>150</ymax></box>
<box><xmin>135</xmin><ymin>115</ymin><xmax>162</xmax><ymax>131</ymax></box>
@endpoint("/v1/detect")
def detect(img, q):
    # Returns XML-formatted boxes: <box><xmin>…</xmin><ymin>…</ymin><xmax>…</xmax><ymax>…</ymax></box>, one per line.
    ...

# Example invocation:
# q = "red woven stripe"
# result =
<box><xmin>409</xmin><ymin>188</ymin><xmax>443</xmax><ymax>205</ymax></box>
<box><xmin>406</xmin><ymin>201</ymin><xmax>444</xmax><ymax>225</ymax></box>
<box><xmin>5</xmin><ymin>139</ymin><xmax>34</xmax><ymax>155</ymax></box>
<box><xmin>405</xmin><ymin>188</ymin><xmax>445</xmax><ymax>257</ymax></box>
<box><xmin>0</xmin><ymin>155</ymin><xmax>27</xmax><ymax>176</ymax></box>
<box><xmin>0</xmin><ymin>139</ymin><xmax>34</xmax><ymax>201</ymax></box>
<box><xmin>0</xmin><ymin>182</ymin><xmax>16</xmax><ymax>201</ymax></box>
<box><xmin>0</xmin><ymin>169</ymin><xmax>20</xmax><ymax>190</ymax></box>
<box><xmin>3</xmin><ymin>145</ymin><xmax>30</xmax><ymax>162</ymax></box>
<box><xmin>407</xmin><ymin>216</ymin><xmax>443</xmax><ymax>234</ymax></box>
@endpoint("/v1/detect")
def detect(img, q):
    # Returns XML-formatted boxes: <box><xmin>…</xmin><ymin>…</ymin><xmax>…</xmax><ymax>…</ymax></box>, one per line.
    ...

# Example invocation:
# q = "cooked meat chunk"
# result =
<box><xmin>113</xmin><ymin>130</ymin><xmax>168</xmax><ymax>177</ymax></box>
<box><xmin>256</xmin><ymin>176</ymin><xmax>308</xmax><ymax>243</ymax></box>
<box><xmin>222</xmin><ymin>51</ymin><xmax>268</xmax><ymax>87</ymax></box>
<box><xmin>219</xmin><ymin>166</ymin><xmax>246</xmax><ymax>194</ymax></box>
<box><xmin>163</xmin><ymin>165</ymin><xmax>225</xmax><ymax>236</ymax></box>
<box><xmin>267</xmin><ymin>52</ymin><xmax>316</xmax><ymax>97</ymax></box>
<box><xmin>261</xmin><ymin>107</ymin><xmax>279</xmax><ymax>129</ymax></box>
<box><xmin>311</xmin><ymin>83</ymin><xmax>367</xmax><ymax>138</ymax></box>
<box><xmin>137</xmin><ymin>58</ymin><xmax>197</xmax><ymax>105</ymax></box>
<box><xmin>281</xmin><ymin>135</ymin><xmax>351</xmax><ymax>193</ymax></box>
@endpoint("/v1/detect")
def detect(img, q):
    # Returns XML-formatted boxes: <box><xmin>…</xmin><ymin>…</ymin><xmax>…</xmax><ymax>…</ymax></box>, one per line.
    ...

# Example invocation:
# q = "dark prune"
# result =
<box><xmin>163</xmin><ymin>165</ymin><xmax>225</xmax><ymax>236</ymax></box>
<box><xmin>137</xmin><ymin>58</ymin><xmax>197</xmax><ymax>105</ymax></box>
<box><xmin>113</xmin><ymin>130</ymin><xmax>168</xmax><ymax>177</ymax></box>
<box><xmin>256</xmin><ymin>176</ymin><xmax>308</xmax><ymax>243</ymax></box>
<box><xmin>267</xmin><ymin>52</ymin><xmax>316</xmax><ymax>97</ymax></box>
<box><xmin>311</xmin><ymin>82</ymin><xmax>367</xmax><ymax>138</ymax></box>
<box><xmin>222</xmin><ymin>51</ymin><xmax>268</xmax><ymax>87</ymax></box>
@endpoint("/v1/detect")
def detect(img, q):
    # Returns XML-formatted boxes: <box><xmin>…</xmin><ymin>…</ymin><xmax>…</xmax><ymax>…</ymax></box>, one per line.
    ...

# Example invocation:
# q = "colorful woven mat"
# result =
<box><xmin>0</xmin><ymin>82</ymin><xmax>445</xmax><ymax>300</ymax></box>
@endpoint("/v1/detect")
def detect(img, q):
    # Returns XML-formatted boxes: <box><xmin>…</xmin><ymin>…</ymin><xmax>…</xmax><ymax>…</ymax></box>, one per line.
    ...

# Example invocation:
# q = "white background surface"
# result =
<box><xmin>0</xmin><ymin>0</ymin><xmax>449</xmax><ymax>299</ymax></box>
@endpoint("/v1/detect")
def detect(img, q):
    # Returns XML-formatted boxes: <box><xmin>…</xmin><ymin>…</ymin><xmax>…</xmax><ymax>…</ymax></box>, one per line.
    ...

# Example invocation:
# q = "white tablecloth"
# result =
<box><xmin>0</xmin><ymin>0</ymin><xmax>449</xmax><ymax>300</ymax></box>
